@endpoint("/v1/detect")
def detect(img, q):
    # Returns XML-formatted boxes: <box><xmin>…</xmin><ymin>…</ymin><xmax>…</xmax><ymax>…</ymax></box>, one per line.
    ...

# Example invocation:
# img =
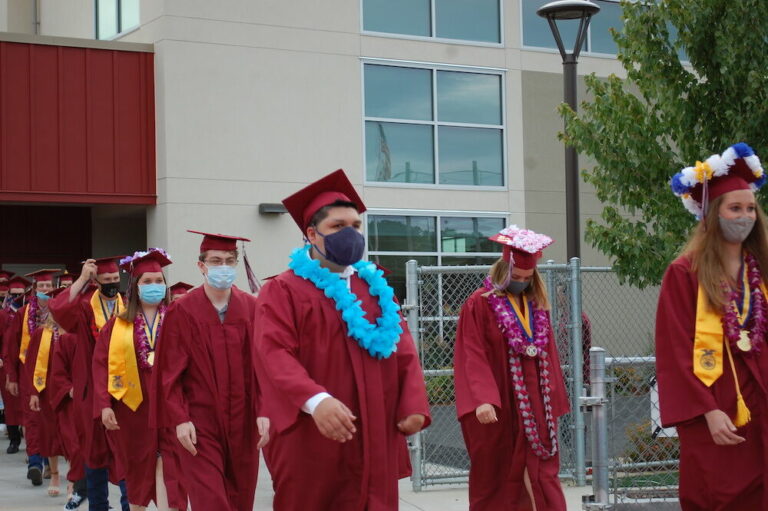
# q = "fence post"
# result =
<box><xmin>405</xmin><ymin>260</ymin><xmax>423</xmax><ymax>492</ymax></box>
<box><xmin>570</xmin><ymin>257</ymin><xmax>586</xmax><ymax>486</ymax></box>
<box><xmin>590</xmin><ymin>347</ymin><xmax>610</xmax><ymax>507</ymax></box>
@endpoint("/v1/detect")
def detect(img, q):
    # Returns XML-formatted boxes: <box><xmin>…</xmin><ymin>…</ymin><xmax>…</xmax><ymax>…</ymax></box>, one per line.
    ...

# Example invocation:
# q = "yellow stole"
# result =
<box><xmin>90</xmin><ymin>291</ymin><xmax>123</xmax><ymax>332</ymax></box>
<box><xmin>18</xmin><ymin>306</ymin><xmax>31</xmax><ymax>364</ymax></box>
<box><xmin>107</xmin><ymin>317</ymin><xmax>142</xmax><ymax>411</ymax></box>
<box><xmin>692</xmin><ymin>277</ymin><xmax>765</xmax><ymax>427</ymax></box>
<box><xmin>32</xmin><ymin>328</ymin><xmax>54</xmax><ymax>392</ymax></box>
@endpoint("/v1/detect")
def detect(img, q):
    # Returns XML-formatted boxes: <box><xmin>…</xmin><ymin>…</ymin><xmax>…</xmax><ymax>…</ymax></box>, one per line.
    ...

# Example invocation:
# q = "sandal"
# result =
<box><xmin>47</xmin><ymin>471</ymin><xmax>60</xmax><ymax>497</ymax></box>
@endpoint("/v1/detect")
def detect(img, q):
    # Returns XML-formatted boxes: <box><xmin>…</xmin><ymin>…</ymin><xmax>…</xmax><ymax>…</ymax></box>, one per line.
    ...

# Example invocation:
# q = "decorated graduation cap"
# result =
<box><xmin>489</xmin><ymin>225</ymin><xmax>554</xmax><ymax>270</ymax></box>
<box><xmin>282</xmin><ymin>169</ymin><xmax>366</xmax><ymax>233</ymax></box>
<box><xmin>8</xmin><ymin>276</ymin><xmax>31</xmax><ymax>291</ymax></box>
<box><xmin>169</xmin><ymin>282</ymin><xmax>194</xmax><ymax>296</ymax></box>
<box><xmin>188</xmin><ymin>231</ymin><xmax>251</xmax><ymax>253</ymax></box>
<box><xmin>25</xmin><ymin>269</ymin><xmax>62</xmax><ymax>283</ymax></box>
<box><xmin>119</xmin><ymin>248</ymin><xmax>172</xmax><ymax>277</ymax></box>
<box><xmin>94</xmin><ymin>256</ymin><xmax>124</xmax><ymax>275</ymax></box>
<box><xmin>671</xmin><ymin>142</ymin><xmax>766</xmax><ymax>219</ymax></box>
<box><xmin>0</xmin><ymin>270</ymin><xmax>15</xmax><ymax>282</ymax></box>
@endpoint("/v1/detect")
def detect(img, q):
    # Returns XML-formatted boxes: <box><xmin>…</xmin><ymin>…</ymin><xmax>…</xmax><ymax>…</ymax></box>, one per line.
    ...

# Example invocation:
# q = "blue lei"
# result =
<box><xmin>288</xmin><ymin>245</ymin><xmax>402</xmax><ymax>359</ymax></box>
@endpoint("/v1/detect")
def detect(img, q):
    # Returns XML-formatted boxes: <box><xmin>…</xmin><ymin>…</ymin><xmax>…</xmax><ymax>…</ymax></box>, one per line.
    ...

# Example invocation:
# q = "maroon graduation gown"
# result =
<box><xmin>656</xmin><ymin>256</ymin><xmax>768</xmax><ymax>510</ymax></box>
<box><xmin>454</xmin><ymin>289</ymin><xmax>570</xmax><ymax>511</ymax></box>
<box><xmin>49</xmin><ymin>288</ymin><xmax>123</xmax><ymax>481</ymax></box>
<box><xmin>151</xmin><ymin>286</ymin><xmax>260</xmax><ymax>511</ymax></box>
<box><xmin>253</xmin><ymin>270</ymin><xmax>431</xmax><ymax>511</ymax></box>
<box><xmin>24</xmin><ymin>326</ymin><xmax>65</xmax><ymax>457</ymax></box>
<box><xmin>92</xmin><ymin>316</ymin><xmax>188</xmax><ymax>509</ymax></box>
<box><xmin>50</xmin><ymin>332</ymin><xmax>86</xmax><ymax>482</ymax></box>
<box><xmin>0</xmin><ymin>308</ymin><xmax>22</xmax><ymax>426</ymax></box>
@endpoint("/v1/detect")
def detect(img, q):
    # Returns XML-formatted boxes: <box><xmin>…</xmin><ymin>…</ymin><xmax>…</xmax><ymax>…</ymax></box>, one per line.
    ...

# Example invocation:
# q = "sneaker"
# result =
<box><xmin>6</xmin><ymin>443</ymin><xmax>19</xmax><ymax>454</ymax></box>
<box><xmin>27</xmin><ymin>465</ymin><xmax>43</xmax><ymax>486</ymax></box>
<box><xmin>64</xmin><ymin>492</ymin><xmax>86</xmax><ymax>509</ymax></box>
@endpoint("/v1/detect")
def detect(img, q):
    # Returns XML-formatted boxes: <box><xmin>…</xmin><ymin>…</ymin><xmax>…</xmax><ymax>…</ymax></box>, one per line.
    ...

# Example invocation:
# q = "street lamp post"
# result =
<box><xmin>537</xmin><ymin>0</ymin><xmax>600</xmax><ymax>260</ymax></box>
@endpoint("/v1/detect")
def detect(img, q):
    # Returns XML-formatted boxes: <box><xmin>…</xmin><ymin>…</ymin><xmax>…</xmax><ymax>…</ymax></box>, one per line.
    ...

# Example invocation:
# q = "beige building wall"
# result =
<box><xmin>5</xmin><ymin>0</ymin><xmax>631</xmax><ymax>286</ymax></box>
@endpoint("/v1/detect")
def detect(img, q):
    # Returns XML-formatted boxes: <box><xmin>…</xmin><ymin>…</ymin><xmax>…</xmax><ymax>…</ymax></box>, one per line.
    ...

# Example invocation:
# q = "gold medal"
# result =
<box><xmin>525</xmin><ymin>345</ymin><xmax>538</xmax><ymax>357</ymax></box>
<box><xmin>737</xmin><ymin>330</ymin><xmax>752</xmax><ymax>352</ymax></box>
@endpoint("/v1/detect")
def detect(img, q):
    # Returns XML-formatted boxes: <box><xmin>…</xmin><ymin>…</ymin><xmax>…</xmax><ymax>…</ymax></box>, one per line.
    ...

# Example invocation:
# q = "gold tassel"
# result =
<box><xmin>725</xmin><ymin>336</ymin><xmax>752</xmax><ymax>427</ymax></box>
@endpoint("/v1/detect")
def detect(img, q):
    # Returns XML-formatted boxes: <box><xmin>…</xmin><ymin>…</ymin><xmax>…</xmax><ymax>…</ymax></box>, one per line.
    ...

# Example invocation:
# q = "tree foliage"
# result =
<box><xmin>560</xmin><ymin>0</ymin><xmax>768</xmax><ymax>288</ymax></box>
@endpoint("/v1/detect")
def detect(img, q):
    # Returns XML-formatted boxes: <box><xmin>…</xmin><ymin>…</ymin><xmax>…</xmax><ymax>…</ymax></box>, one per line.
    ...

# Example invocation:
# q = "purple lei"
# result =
<box><xmin>134</xmin><ymin>305</ymin><xmax>166</xmax><ymax>370</ymax></box>
<box><xmin>722</xmin><ymin>253</ymin><xmax>767</xmax><ymax>353</ymax></box>
<box><xmin>483</xmin><ymin>278</ymin><xmax>558</xmax><ymax>459</ymax></box>
<box><xmin>27</xmin><ymin>296</ymin><xmax>39</xmax><ymax>334</ymax></box>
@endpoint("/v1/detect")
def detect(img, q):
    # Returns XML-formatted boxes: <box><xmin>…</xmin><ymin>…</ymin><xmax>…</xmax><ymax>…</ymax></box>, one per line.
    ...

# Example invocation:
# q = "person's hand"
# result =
<box><xmin>312</xmin><ymin>397</ymin><xmax>357</xmax><ymax>442</ymax></box>
<box><xmin>704</xmin><ymin>409</ymin><xmax>745</xmax><ymax>445</ymax></box>
<box><xmin>101</xmin><ymin>408</ymin><xmax>119</xmax><ymax>430</ymax></box>
<box><xmin>256</xmin><ymin>417</ymin><xmax>270</xmax><ymax>449</ymax></box>
<box><xmin>475</xmin><ymin>403</ymin><xmax>498</xmax><ymax>424</ymax></box>
<box><xmin>80</xmin><ymin>259</ymin><xmax>98</xmax><ymax>281</ymax></box>
<box><xmin>29</xmin><ymin>395</ymin><xmax>40</xmax><ymax>412</ymax></box>
<box><xmin>6</xmin><ymin>381</ymin><xmax>18</xmax><ymax>397</ymax></box>
<box><xmin>0</xmin><ymin>358</ymin><xmax>4</xmax><ymax>369</ymax></box>
<box><xmin>176</xmin><ymin>421</ymin><xmax>198</xmax><ymax>455</ymax></box>
<box><xmin>397</xmin><ymin>414</ymin><xmax>426</xmax><ymax>435</ymax></box>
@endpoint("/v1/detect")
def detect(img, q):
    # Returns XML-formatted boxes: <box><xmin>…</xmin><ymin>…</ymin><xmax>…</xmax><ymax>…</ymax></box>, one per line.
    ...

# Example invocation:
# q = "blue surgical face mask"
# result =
<box><xmin>314</xmin><ymin>226</ymin><xmax>365</xmax><ymax>267</ymax></box>
<box><xmin>206</xmin><ymin>265</ymin><xmax>237</xmax><ymax>290</ymax></box>
<box><xmin>36</xmin><ymin>291</ymin><xmax>50</xmax><ymax>302</ymax></box>
<box><xmin>138</xmin><ymin>283</ymin><xmax>166</xmax><ymax>305</ymax></box>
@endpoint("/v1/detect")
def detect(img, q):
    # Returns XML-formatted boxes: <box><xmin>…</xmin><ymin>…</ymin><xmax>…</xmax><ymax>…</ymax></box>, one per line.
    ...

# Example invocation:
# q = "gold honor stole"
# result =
<box><xmin>107</xmin><ymin>317</ymin><xmax>143</xmax><ymax>411</ymax></box>
<box><xmin>18</xmin><ymin>306</ymin><xmax>31</xmax><ymax>364</ymax></box>
<box><xmin>692</xmin><ymin>281</ymin><xmax>765</xmax><ymax>427</ymax></box>
<box><xmin>90</xmin><ymin>291</ymin><xmax>123</xmax><ymax>331</ymax></box>
<box><xmin>32</xmin><ymin>328</ymin><xmax>54</xmax><ymax>392</ymax></box>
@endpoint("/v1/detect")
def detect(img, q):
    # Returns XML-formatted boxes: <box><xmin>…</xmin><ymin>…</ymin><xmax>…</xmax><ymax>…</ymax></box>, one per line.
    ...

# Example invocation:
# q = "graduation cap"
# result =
<box><xmin>46</xmin><ymin>286</ymin><xmax>68</xmax><ymax>299</ymax></box>
<box><xmin>489</xmin><ymin>225</ymin><xmax>554</xmax><ymax>270</ymax></box>
<box><xmin>58</xmin><ymin>272</ymin><xmax>77</xmax><ymax>286</ymax></box>
<box><xmin>8</xmin><ymin>276</ymin><xmax>31</xmax><ymax>291</ymax></box>
<box><xmin>94</xmin><ymin>257</ymin><xmax>125</xmax><ymax>275</ymax></box>
<box><xmin>281</xmin><ymin>169</ymin><xmax>366</xmax><ymax>233</ymax></box>
<box><xmin>119</xmin><ymin>249</ymin><xmax>172</xmax><ymax>277</ymax></box>
<box><xmin>169</xmin><ymin>282</ymin><xmax>194</xmax><ymax>296</ymax></box>
<box><xmin>25</xmin><ymin>269</ymin><xmax>62</xmax><ymax>283</ymax></box>
<box><xmin>0</xmin><ymin>283</ymin><xmax>8</xmax><ymax>292</ymax></box>
<box><xmin>188</xmin><ymin>231</ymin><xmax>251</xmax><ymax>253</ymax></box>
<box><xmin>0</xmin><ymin>270</ymin><xmax>15</xmax><ymax>282</ymax></box>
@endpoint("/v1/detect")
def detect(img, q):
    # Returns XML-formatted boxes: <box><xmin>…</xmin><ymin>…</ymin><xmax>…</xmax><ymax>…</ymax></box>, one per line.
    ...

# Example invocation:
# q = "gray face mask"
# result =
<box><xmin>719</xmin><ymin>216</ymin><xmax>755</xmax><ymax>244</ymax></box>
<box><xmin>506</xmin><ymin>280</ymin><xmax>530</xmax><ymax>295</ymax></box>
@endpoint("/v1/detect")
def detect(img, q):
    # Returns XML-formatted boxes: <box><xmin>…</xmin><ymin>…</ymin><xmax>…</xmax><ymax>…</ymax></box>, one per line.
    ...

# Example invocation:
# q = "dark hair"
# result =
<box><xmin>308</xmin><ymin>200</ymin><xmax>358</xmax><ymax>229</ymax></box>
<box><xmin>198</xmin><ymin>249</ymin><xmax>239</xmax><ymax>263</ymax></box>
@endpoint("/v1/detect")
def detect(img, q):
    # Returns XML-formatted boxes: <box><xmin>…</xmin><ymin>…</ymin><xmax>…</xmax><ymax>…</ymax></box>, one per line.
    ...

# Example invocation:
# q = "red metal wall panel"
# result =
<box><xmin>0</xmin><ymin>41</ymin><xmax>155</xmax><ymax>205</ymax></box>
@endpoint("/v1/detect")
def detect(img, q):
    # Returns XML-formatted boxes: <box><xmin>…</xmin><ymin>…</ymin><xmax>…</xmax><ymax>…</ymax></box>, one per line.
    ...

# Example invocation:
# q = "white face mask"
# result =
<box><xmin>719</xmin><ymin>216</ymin><xmax>755</xmax><ymax>243</ymax></box>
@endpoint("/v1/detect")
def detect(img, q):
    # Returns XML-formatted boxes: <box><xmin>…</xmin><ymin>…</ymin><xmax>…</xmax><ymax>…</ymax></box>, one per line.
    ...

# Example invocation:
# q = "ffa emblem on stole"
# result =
<box><xmin>35</xmin><ymin>376</ymin><xmax>43</xmax><ymax>387</ymax></box>
<box><xmin>699</xmin><ymin>349</ymin><xmax>717</xmax><ymax>370</ymax></box>
<box><xmin>112</xmin><ymin>375</ymin><xmax>124</xmax><ymax>389</ymax></box>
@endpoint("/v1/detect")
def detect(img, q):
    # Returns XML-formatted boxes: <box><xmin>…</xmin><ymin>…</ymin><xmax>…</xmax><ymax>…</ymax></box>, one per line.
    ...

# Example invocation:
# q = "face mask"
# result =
<box><xmin>206</xmin><ymin>265</ymin><xmax>237</xmax><ymax>290</ymax></box>
<box><xmin>36</xmin><ymin>291</ymin><xmax>50</xmax><ymax>302</ymax></box>
<box><xmin>100</xmin><ymin>282</ymin><xmax>120</xmax><ymax>298</ymax></box>
<box><xmin>506</xmin><ymin>280</ymin><xmax>530</xmax><ymax>295</ymax></box>
<box><xmin>138</xmin><ymin>283</ymin><xmax>166</xmax><ymax>305</ymax></box>
<box><xmin>314</xmin><ymin>226</ymin><xmax>365</xmax><ymax>267</ymax></box>
<box><xmin>719</xmin><ymin>216</ymin><xmax>755</xmax><ymax>243</ymax></box>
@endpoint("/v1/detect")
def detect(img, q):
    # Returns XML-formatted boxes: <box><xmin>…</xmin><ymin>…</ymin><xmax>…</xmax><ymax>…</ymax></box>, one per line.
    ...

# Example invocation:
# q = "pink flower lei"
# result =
<box><xmin>134</xmin><ymin>305</ymin><xmax>166</xmax><ymax>370</ymax></box>
<box><xmin>722</xmin><ymin>253</ymin><xmax>767</xmax><ymax>354</ymax></box>
<box><xmin>483</xmin><ymin>278</ymin><xmax>558</xmax><ymax>459</ymax></box>
<box><xmin>28</xmin><ymin>295</ymin><xmax>41</xmax><ymax>333</ymax></box>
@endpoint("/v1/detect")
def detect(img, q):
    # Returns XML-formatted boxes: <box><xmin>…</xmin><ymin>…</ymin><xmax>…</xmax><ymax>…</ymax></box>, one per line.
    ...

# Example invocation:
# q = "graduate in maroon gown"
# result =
<box><xmin>254</xmin><ymin>169</ymin><xmax>431</xmax><ymax>511</ymax></box>
<box><xmin>0</xmin><ymin>274</ymin><xmax>25</xmax><ymax>454</ymax></box>
<box><xmin>151</xmin><ymin>231</ymin><xmax>268</xmax><ymax>511</ymax></box>
<box><xmin>48</xmin><ymin>256</ymin><xmax>130</xmax><ymax>511</ymax></box>
<box><xmin>658</xmin><ymin>142</ymin><xmax>768</xmax><ymax>510</ymax></box>
<box><xmin>168</xmin><ymin>282</ymin><xmax>193</xmax><ymax>301</ymax></box>
<box><xmin>93</xmin><ymin>249</ymin><xmax>187</xmax><ymax>510</ymax></box>
<box><xmin>454</xmin><ymin>225</ymin><xmax>569</xmax><ymax>511</ymax></box>
<box><xmin>5</xmin><ymin>269</ymin><xmax>61</xmax><ymax>487</ymax></box>
<box><xmin>25</xmin><ymin>283</ymin><xmax>68</xmax><ymax>497</ymax></box>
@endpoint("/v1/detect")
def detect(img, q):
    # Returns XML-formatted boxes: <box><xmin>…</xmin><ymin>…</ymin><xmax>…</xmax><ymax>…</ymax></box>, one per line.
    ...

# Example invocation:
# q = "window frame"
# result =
<box><xmin>361</xmin><ymin>58</ymin><xmax>508</xmax><ymax>191</ymax></box>
<box><xmin>95</xmin><ymin>0</ymin><xmax>140</xmax><ymax>41</ymax></box>
<box><xmin>360</xmin><ymin>0</ymin><xmax>505</xmax><ymax>47</ymax></box>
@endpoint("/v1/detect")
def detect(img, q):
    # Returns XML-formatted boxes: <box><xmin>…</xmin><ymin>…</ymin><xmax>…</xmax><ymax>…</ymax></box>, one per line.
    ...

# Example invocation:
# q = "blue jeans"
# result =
<box><xmin>84</xmin><ymin>465</ymin><xmax>129</xmax><ymax>511</ymax></box>
<box><xmin>27</xmin><ymin>453</ymin><xmax>43</xmax><ymax>471</ymax></box>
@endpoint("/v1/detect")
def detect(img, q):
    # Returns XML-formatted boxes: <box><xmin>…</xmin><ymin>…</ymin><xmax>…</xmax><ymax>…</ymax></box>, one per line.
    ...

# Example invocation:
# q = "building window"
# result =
<box><xmin>96</xmin><ymin>0</ymin><xmax>139</xmax><ymax>40</ymax></box>
<box><xmin>362</xmin><ymin>0</ymin><xmax>501</xmax><ymax>44</ymax></box>
<box><xmin>367</xmin><ymin>213</ymin><xmax>505</xmax><ymax>300</ymax></box>
<box><xmin>364</xmin><ymin>63</ymin><xmax>505</xmax><ymax>187</ymax></box>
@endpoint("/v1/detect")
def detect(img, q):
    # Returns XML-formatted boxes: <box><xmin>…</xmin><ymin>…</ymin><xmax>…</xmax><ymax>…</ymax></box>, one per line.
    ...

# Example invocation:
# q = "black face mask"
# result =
<box><xmin>314</xmin><ymin>226</ymin><xmax>366</xmax><ymax>267</ymax></box>
<box><xmin>100</xmin><ymin>282</ymin><xmax>120</xmax><ymax>298</ymax></box>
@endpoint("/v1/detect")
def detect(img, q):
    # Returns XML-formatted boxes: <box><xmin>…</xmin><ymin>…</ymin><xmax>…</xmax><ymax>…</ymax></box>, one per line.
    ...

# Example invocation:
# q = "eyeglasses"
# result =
<box><xmin>205</xmin><ymin>258</ymin><xmax>238</xmax><ymax>267</ymax></box>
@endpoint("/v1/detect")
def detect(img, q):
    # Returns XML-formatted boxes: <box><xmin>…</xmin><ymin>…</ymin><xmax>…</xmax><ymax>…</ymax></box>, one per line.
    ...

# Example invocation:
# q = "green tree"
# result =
<box><xmin>560</xmin><ymin>0</ymin><xmax>768</xmax><ymax>288</ymax></box>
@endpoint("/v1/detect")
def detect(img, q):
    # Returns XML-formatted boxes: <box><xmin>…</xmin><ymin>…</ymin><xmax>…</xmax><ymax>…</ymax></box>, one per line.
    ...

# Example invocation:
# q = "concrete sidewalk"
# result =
<box><xmin>0</xmin><ymin>436</ymin><xmax>591</xmax><ymax>510</ymax></box>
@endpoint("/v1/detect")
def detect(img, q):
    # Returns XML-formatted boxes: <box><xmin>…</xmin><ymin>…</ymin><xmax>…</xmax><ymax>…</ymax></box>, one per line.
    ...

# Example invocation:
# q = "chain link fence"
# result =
<box><xmin>405</xmin><ymin>259</ymin><xmax>679</xmax><ymax>508</ymax></box>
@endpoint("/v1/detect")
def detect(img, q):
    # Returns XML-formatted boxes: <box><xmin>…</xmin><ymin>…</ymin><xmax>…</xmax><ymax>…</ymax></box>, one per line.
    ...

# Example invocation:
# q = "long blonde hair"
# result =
<box><xmin>486</xmin><ymin>257</ymin><xmax>550</xmax><ymax>310</ymax></box>
<box><xmin>682</xmin><ymin>194</ymin><xmax>768</xmax><ymax>309</ymax></box>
